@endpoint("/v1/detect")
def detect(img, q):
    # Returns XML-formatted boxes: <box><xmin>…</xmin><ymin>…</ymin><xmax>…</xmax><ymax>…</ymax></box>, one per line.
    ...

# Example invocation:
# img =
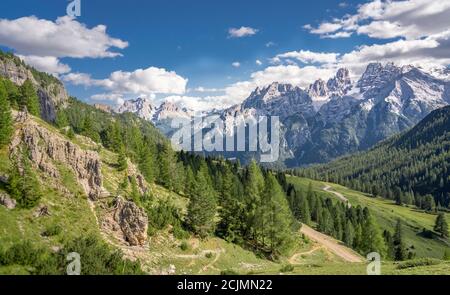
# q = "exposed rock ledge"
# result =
<box><xmin>9</xmin><ymin>111</ymin><xmax>107</xmax><ymax>200</ymax></box>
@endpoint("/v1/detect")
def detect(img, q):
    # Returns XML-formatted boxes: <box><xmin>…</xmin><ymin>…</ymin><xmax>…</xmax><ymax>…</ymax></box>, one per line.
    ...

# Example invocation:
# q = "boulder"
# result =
<box><xmin>113</xmin><ymin>197</ymin><xmax>148</xmax><ymax>246</ymax></box>
<box><xmin>0</xmin><ymin>192</ymin><xmax>16</xmax><ymax>209</ymax></box>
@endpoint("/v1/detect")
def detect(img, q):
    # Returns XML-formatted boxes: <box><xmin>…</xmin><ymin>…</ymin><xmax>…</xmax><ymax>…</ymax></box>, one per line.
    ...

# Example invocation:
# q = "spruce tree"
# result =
<box><xmin>20</xmin><ymin>79</ymin><xmax>40</xmax><ymax>116</ymax></box>
<box><xmin>260</xmin><ymin>173</ymin><xmax>295</xmax><ymax>256</ymax></box>
<box><xmin>361</xmin><ymin>211</ymin><xmax>387</xmax><ymax>257</ymax></box>
<box><xmin>344</xmin><ymin>220</ymin><xmax>355</xmax><ymax>247</ymax></box>
<box><xmin>393</xmin><ymin>219</ymin><xmax>406</xmax><ymax>261</ymax></box>
<box><xmin>117</xmin><ymin>147</ymin><xmax>128</xmax><ymax>171</ymax></box>
<box><xmin>243</xmin><ymin>160</ymin><xmax>265</xmax><ymax>242</ymax></box>
<box><xmin>0</xmin><ymin>81</ymin><xmax>13</xmax><ymax>147</ymax></box>
<box><xmin>186</xmin><ymin>169</ymin><xmax>217</xmax><ymax>238</ymax></box>
<box><xmin>434</xmin><ymin>213</ymin><xmax>449</xmax><ymax>238</ymax></box>
<box><xmin>8</xmin><ymin>148</ymin><xmax>42</xmax><ymax>208</ymax></box>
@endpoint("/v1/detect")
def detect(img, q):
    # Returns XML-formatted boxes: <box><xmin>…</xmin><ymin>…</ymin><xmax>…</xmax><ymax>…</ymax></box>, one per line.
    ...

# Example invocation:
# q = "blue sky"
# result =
<box><xmin>1</xmin><ymin>0</ymin><xmax>450</xmax><ymax>110</ymax></box>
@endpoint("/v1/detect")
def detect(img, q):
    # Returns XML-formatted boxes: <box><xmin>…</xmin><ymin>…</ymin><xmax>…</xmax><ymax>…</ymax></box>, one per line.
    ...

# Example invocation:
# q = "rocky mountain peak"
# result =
<box><xmin>308</xmin><ymin>79</ymin><xmax>328</xmax><ymax>98</ymax></box>
<box><xmin>116</xmin><ymin>97</ymin><xmax>155</xmax><ymax>121</ymax></box>
<box><xmin>357</xmin><ymin>62</ymin><xmax>402</xmax><ymax>92</ymax></box>
<box><xmin>327</xmin><ymin>68</ymin><xmax>352</xmax><ymax>95</ymax></box>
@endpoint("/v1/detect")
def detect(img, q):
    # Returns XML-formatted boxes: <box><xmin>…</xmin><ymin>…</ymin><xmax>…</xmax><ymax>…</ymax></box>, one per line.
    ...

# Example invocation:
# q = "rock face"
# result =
<box><xmin>113</xmin><ymin>197</ymin><xmax>148</xmax><ymax>246</ymax></box>
<box><xmin>9</xmin><ymin>111</ymin><xmax>106</xmax><ymax>200</ymax></box>
<box><xmin>0</xmin><ymin>54</ymin><xmax>68</xmax><ymax>122</ymax></box>
<box><xmin>0</xmin><ymin>192</ymin><xmax>16</xmax><ymax>209</ymax></box>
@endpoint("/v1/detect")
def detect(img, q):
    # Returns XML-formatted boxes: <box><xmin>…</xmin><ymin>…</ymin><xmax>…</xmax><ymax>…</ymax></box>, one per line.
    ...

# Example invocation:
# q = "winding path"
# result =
<box><xmin>300</xmin><ymin>224</ymin><xmax>363</xmax><ymax>263</ymax></box>
<box><xmin>323</xmin><ymin>185</ymin><xmax>351</xmax><ymax>208</ymax></box>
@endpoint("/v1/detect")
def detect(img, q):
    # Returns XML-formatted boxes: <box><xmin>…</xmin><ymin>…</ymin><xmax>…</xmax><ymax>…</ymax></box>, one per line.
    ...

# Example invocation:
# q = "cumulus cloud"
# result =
<box><xmin>0</xmin><ymin>16</ymin><xmax>128</xmax><ymax>76</ymax></box>
<box><xmin>305</xmin><ymin>0</ymin><xmax>450</xmax><ymax>40</ymax></box>
<box><xmin>228</xmin><ymin>26</ymin><xmax>258</xmax><ymax>38</ymax></box>
<box><xmin>63</xmin><ymin>67</ymin><xmax>188</xmax><ymax>105</ymax></box>
<box><xmin>0</xmin><ymin>16</ymin><xmax>128</xmax><ymax>58</ymax></box>
<box><xmin>18</xmin><ymin>55</ymin><xmax>71</xmax><ymax>75</ymax></box>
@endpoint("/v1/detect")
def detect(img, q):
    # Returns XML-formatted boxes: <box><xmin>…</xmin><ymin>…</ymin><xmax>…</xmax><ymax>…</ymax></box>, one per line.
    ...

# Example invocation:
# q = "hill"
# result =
<box><xmin>296</xmin><ymin>106</ymin><xmax>450</xmax><ymax>209</ymax></box>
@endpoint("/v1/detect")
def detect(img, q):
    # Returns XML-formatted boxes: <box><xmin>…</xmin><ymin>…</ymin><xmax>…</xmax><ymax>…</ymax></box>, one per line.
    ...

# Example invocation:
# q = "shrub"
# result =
<box><xmin>42</xmin><ymin>224</ymin><xmax>62</xmax><ymax>237</ymax></box>
<box><xmin>180</xmin><ymin>241</ymin><xmax>189</xmax><ymax>251</ymax></box>
<box><xmin>396</xmin><ymin>258</ymin><xmax>440</xmax><ymax>269</ymax></box>
<box><xmin>205</xmin><ymin>252</ymin><xmax>213</xmax><ymax>259</ymax></box>
<box><xmin>279</xmin><ymin>264</ymin><xmax>294</xmax><ymax>273</ymax></box>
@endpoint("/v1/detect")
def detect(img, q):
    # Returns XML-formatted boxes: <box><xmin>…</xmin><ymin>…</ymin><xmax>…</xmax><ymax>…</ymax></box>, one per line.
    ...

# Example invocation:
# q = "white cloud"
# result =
<box><xmin>0</xmin><ymin>16</ymin><xmax>128</xmax><ymax>58</ymax></box>
<box><xmin>228</xmin><ymin>26</ymin><xmax>258</xmax><ymax>38</ymax></box>
<box><xmin>273</xmin><ymin>50</ymin><xmax>339</xmax><ymax>64</ymax></box>
<box><xmin>232</xmin><ymin>61</ymin><xmax>241</xmax><ymax>68</ymax></box>
<box><xmin>256</xmin><ymin>59</ymin><xmax>263</xmax><ymax>66</ymax></box>
<box><xmin>64</xmin><ymin>66</ymin><xmax>188</xmax><ymax>105</ymax></box>
<box><xmin>265</xmin><ymin>41</ymin><xmax>277</xmax><ymax>47</ymax></box>
<box><xmin>91</xmin><ymin>93</ymin><xmax>125</xmax><ymax>105</ymax></box>
<box><xmin>305</xmin><ymin>0</ymin><xmax>450</xmax><ymax>40</ymax></box>
<box><xmin>18</xmin><ymin>55</ymin><xmax>71</xmax><ymax>75</ymax></box>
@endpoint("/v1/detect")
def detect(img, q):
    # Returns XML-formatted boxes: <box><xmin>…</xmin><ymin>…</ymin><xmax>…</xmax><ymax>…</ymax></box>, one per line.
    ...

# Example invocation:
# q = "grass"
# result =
<box><xmin>287</xmin><ymin>175</ymin><xmax>450</xmax><ymax>259</ymax></box>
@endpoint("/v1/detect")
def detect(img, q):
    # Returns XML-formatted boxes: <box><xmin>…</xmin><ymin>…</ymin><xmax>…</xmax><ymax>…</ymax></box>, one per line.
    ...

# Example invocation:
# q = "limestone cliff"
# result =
<box><xmin>0</xmin><ymin>53</ymin><xmax>68</xmax><ymax>121</ymax></box>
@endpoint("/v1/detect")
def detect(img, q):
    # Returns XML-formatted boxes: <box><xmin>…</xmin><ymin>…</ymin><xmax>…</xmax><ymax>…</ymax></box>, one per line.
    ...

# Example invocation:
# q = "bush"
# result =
<box><xmin>279</xmin><ymin>264</ymin><xmax>294</xmax><ymax>273</ymax></box>
<box><xmin>0</xmin><ymin>236</ymin><xmax>144</xmax><ymax>275</ymax></box>
<box><xmin>396</xmin><ymin>258</ymin><xmax>440</xmax><ymax>269</ymax></box>
<box><xmin>221</xmin><ymin>269</ymin><xmax>239</xmax><ymax>275</ymax></box>
<box><xmin>205</xmin><ymin>252</ymin><xmax>213</xmax><ymax>259</ymax></box>
<box><xmin>42</xmin><ymin>224</ymin><xmax>62</xmax><ymax>237</ymax></box>
<box><xmin>180</xmin><ymin>241</ymin><xmax>189</xmax><ymax>251</ymax></box>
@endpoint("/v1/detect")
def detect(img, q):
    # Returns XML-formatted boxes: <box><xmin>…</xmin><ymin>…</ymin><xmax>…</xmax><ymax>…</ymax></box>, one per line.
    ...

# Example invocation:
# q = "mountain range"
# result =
<box><xmin>117</xmin><ymin>63</ymin><xmax>450</xmax><ymax>167</ymax></box>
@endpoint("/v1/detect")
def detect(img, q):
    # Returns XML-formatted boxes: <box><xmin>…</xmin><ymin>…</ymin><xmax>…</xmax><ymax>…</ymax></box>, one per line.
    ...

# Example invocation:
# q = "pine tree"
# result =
<box><xmin>117</xmin><ymin>147</ymin><xmax>128</xmax><ymax>171</ymax></box>
<box><xmin>8</xmin><ymin>148</ymin><xmax>42</xmax><ymax>209</ymax></box>
<box><xmin>260</xmin><ymin>173</ymin><xmax>295</xmax><ymax>256</ymax></box>
<box><xmin>243</xmin><ymin>160</ymin><xmax>265</xmax><ymax>242</ymax></box>
<box><xmin>217</xmin><ymin>165</ymin><xmax>242</xmax><ymax>243</ymax></box>
<box><xmin>299</xmin><ymin>192</ymin><xmax>311</xmax><ymax>225</ymax></box>
<box><xmin>361</xmin><ymin>211</ymin><xmax>387</xmax><ymax>257</ymax></box>
<box><xmin>157</xmin><ymin>143</ymin><xmax>174</xmax><ymax>189</ymax></box>
<box><xmin>383</xmin><ymin>230</ymin><xmax>395</xmax><ymax>260</ymax></box>
<box><xmin>343</xmin><ymin>220</ymin><xmax>355</xmax><ymax>247</ymax></box>
<box><xmin>129</xmin><ymin>176</ymin><xmax>140</xmax><ymax>204</ymax></box>
<box><xmin>0</xmin><ymin>81</ymin><xmax>13</xmax><ymax>147</ymax></box>
<box><xmin>138</xmin><ymin>145</ymin><xmax>155</xmax><ymax>183</ymax></box>
<box><xmin>393</xmin><ymin>219</ymin><xmax>406</xmax><ymax>261</ymax></box>
<box><xmin>19</xmin><ymin>79</ymin><xmax>40</xmax><ymax>116</ymax></box>
<box><xmin>186</xmin><ymin>169</ymin><xmax>217</xmax><ymax>238</ymax></box>
<box><xmin>434</xmin><ymin>213</ymin><xmax>449</xmax><ymax>238</ymax></box>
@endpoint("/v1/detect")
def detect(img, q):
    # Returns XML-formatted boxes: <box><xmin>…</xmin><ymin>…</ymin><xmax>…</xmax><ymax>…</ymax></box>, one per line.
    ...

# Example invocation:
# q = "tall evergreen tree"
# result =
<box><xmin>434</xmin><ymin>213</ymin><xmax>449</xmax><ymax>238</ymax></box>
<box><xmin>361</xmin><ymin>211</ymin><xmax>387</xmax><ymax>257</ymax></box>
<box><xmin>117</xmin><ymin>147</ymin><xmax>128</xmax><ymax>171</ymax></box>
<box><xmin>19</xmin><ymin>79</ymin><xmax>40</xmax><ymax>116</ymax></box>
<box><xmin>186</xmin><ymin>169</ymin><xmax>217</xmax><ymax>238</ymax></box>
<box><xmin>260</xmin><ymin>173</ymin><xmax>295</xmax><ymax>256</ymax></box>
<box><xmin>243</xmin><ymin>160</ymin><xmax>265</xmax><ymax>242</ymax></box>
<box><xmin>8</xmin><ymin>148</ymin><xmax>42</xmax><ymax>208</ymax></box>
<box><xmin>0</xmin><ymin>81</ymin><xmax>13</xmax><ymax>147</ymax></box>
<box><xmin>393</xmin><ymin>219</ymin><xmax>406</xmax><ymax>261</ymax></box>
<box><xmin>343</xmin><ymin>220</ymin><xmax>355</xmax><ymax>247</ymax></box>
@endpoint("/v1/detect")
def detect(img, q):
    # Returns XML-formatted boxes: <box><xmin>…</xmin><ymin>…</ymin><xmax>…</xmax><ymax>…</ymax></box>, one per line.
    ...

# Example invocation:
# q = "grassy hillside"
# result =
<box><xmin>287</xmin><ymin>176</ymin><xmax>450</xmax><ymax>259</ymax></box>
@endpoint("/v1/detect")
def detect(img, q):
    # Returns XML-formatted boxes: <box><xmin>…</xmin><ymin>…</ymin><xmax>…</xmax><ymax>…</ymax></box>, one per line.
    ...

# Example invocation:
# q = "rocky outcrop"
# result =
<box><xmin>10</xmin><ymin>111</ymin><xmax>107</xmax><ymax>200</ymax></box>
<box><xmin>0</xmin><ymin>192</ymin><xmax>16</xmax><ymax>209</ymax></box>
<box><xmin>0</xmin><ymin>54</ymin><xmax>68</xmax><ymax>122</ymax></box>
<box><xmin>113</xmin><ymin>197</ymin><xmax>148</xmax><ymax>246</ymax></box>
